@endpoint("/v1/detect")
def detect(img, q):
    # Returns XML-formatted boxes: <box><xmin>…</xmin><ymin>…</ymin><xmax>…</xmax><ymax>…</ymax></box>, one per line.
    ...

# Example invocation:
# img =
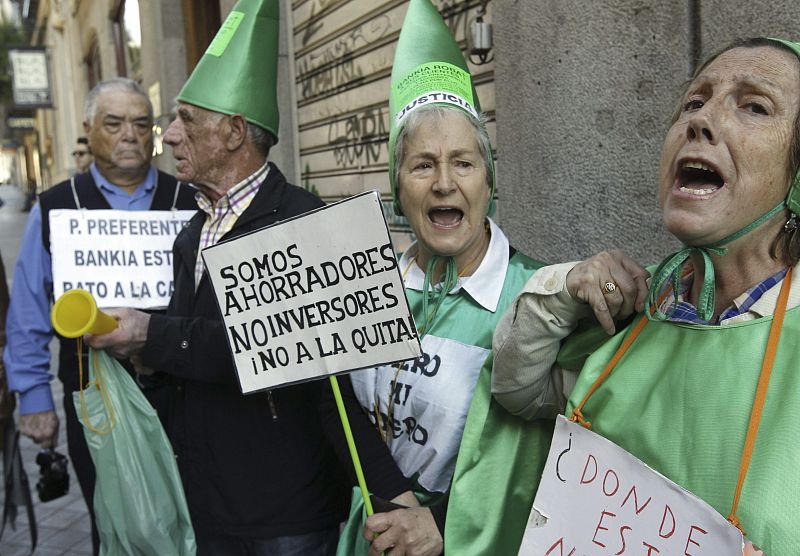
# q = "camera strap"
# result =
<box><xmin>1</xmin><ymin>424</ymin><xmax>37</xmax><ymax>554</ymax></box>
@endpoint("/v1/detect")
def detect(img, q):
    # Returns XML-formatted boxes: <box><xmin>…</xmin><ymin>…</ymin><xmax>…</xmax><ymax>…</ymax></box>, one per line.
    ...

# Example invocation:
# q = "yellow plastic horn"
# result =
<box><xmin>51</xmin><ymin>289</ymin><xmax>118</xmax><ymax>339</ymax></box>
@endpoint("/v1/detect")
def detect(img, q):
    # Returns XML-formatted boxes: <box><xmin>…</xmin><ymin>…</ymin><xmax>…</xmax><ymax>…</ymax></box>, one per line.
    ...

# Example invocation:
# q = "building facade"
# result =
<box><xmin>12</xmin><ymin>0</ymin><xmax>800</xmax><ymax>261</ymax></box>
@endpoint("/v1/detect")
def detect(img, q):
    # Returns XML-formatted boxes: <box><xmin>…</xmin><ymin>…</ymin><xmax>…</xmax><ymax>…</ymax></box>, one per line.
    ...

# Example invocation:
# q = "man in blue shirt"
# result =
<box><xmin>4</xmin><ymin>77</ymin><xmax>196</xmax><ymax>554</ymax></box>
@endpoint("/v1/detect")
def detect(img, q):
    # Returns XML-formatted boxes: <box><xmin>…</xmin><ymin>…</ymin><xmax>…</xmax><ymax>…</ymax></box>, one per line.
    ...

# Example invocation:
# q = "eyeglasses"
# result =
<box><xmin>72</xmin><ymin>151</ymin><xmax>89</xmax><ymax>157</ymax></box>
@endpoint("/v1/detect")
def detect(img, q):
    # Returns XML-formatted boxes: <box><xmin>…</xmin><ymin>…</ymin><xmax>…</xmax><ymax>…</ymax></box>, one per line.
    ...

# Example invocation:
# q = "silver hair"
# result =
<box><xmin>84</xmin><ymin>78</ymin><xmax>153</xmax><ymax>123</ymax></box>
<box><xmin>247</xmin><ymin>122</ymin><xmax>275</xmax><ymax>157</ymax></box>
<box><xmin>394</xmin><ymin>104</ymin><xmax>493</xmax><ymax>190</ymax></box>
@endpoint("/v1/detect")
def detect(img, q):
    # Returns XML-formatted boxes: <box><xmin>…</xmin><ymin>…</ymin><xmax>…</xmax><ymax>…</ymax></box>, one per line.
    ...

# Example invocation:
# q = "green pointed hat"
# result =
<box><xmin>389</xmin><ymin>0</ymin><xmax>494</xmax><ymax>216</ymax></box>
<box><xmin>177</xmin><ymin>0</ymin><xmax>280</xmax><ymax>140</ymax></box>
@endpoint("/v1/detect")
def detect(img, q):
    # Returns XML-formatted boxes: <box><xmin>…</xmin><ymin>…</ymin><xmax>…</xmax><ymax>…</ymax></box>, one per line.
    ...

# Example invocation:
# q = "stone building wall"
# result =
<box><xmin>494</xmin><ymin>0</ymin><xmax>800</xmax><ymax>264</ymax></box>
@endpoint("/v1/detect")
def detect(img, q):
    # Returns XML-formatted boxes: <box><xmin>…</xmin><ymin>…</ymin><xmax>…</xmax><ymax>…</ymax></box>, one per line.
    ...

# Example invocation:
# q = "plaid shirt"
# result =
<box><xmin>661</xmin><ymin>266</ymin><xmax>789</xmax><ymax>324</ymax></box>
<box><xmin>193</xmin><ymin>163</ymin><xmax>269</xmax><ymax>288</ymax></box>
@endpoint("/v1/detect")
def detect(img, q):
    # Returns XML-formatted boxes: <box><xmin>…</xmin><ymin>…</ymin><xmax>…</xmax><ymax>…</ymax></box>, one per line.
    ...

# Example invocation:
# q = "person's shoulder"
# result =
<box><xmin>37</xmin><ymin>177</ymin><xmax>80</xmax><ymax>207</ymax></box>
<box><xmin>151</xmin><ymin>170</ymin><xmax>198</xmax><ymax>210</ymax></box>
<box><xmin>282</xmin><ymin>181</ymin><xmax>324</xmax><ymax>207</ymax></box>
<box><xmin>270</xmin><ymin>164</ymin><xmax>324</xmax><ymax>210</ymax></box>
<box><xmin>38</xmin><ymin>177</ymin><xmax>75</xmax><ymax>197</ymax></box>
<box><xmin>509</xmin><ymin>248</ymin><xmax>547</xmax><ymax>273</ymax></box>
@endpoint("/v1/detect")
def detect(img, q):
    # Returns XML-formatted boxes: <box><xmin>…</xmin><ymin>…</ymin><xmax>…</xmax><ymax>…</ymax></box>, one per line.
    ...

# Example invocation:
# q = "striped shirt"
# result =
<box><xmin>193</xmin><ymin>163</ymin><xmax>270</xmax><ymax>288</ymax></box>
<box><xmin>661</xmin><ymin>266</ymin><xmax>789</xmax><ymax>324</ymax></box>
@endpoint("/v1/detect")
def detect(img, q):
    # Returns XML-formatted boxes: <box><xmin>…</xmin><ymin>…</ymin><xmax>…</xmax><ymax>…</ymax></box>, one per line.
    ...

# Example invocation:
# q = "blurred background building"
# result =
<box><xmin>2</xmin><ymin>0</ymin><xmax>800</xmax><ymax>260</ymax></box>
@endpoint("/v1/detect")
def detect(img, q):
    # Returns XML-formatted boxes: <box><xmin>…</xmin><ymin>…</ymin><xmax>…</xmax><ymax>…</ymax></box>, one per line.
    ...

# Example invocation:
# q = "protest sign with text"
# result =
<box><xmin>519</xmin><ymin>415</ymin><xmax>745</xmax><ymax>556</ymax></box>
<box><xmin>50</xmin><ymin>209</ymin><xmax>195</xmax><ymax>309</ymax></box>
<box><xmin>202</xmin><ymin>191</ymin><xmax>421</xmax><ymax>393</ymax></box>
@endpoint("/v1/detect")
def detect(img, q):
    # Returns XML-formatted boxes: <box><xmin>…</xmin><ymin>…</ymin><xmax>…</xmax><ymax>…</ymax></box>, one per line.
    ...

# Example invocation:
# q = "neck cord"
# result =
<box><xmin>646</xmin><ymin>201</ymin><xmax>786</xmax><ymax>322</ymax></box>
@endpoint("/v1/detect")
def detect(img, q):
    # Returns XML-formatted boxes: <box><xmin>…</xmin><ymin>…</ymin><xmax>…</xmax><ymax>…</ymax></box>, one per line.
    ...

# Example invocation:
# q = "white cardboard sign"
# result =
<box><xmin>202</xmin><ymin>191</ymin><xmax>421</xmax><ymax>393</ymax></box>
<box><xmin>49</xmin><ymin>209</ymin><xmax>195</xmax><ymax>309</ymax></box>
<box><xmin>519</xmin><ymin>415</ymin><xmax>744</xmax><ymax>556</ymax></box>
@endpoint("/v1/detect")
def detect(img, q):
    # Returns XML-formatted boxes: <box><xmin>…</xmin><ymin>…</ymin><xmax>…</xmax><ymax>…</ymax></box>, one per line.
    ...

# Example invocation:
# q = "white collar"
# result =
<box><xmin>398</xmin><ymin>218</ymin><xmax>510</xmax><ymax>313</ymax></box>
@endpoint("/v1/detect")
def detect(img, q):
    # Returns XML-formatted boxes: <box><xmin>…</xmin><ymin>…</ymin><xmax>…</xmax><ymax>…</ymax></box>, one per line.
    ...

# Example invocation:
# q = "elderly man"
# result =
<box><xmin>88</xmin><ymin>1</ymin><xmax>359</xmax><ymax>554</ymax></box>
<box><xmin>4</xmin><ymin>77</ymin><xmax>196</xmax><ymax>554</ymax></box>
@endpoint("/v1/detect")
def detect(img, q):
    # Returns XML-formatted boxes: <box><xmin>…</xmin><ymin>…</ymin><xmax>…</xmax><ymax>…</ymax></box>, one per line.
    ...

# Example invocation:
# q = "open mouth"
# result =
<box><xmin>677</xmin><ymin>161</ymin><xmax>725</xmax><ymax>196</ymax></box>
<box><xmin>428</xmin><ymin>207</ymin><xmax>464</xmax><ymax>228</ymax></box>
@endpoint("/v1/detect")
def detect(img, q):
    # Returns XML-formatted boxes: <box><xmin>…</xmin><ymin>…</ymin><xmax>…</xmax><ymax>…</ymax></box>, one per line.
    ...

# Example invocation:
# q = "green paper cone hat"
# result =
<box><xmin>768</xmin><ymin>38</ymin><xmax>800</xmax><ymax>214</ymax></box>
<box><xmin>388</xmin><ymin>0</ymin><xmax>494</xmax><ymax>216</ymax></box>
<box><xmin>177</xmin><ymin>0</ymin><xmax>280</xmax><ymax>140</ymax></box>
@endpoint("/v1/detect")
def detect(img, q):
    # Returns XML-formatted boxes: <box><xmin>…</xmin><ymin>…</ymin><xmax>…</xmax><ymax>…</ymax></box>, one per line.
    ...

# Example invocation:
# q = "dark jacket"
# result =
<box><xmin>38</xmin><ymin>170</ymin><xmax>198</xmax><ymax>392</ymax></box>
<box><xmin>142</xmin><ymin>164</ymin><xmax>380</xmax><ymax>539</ymax></box>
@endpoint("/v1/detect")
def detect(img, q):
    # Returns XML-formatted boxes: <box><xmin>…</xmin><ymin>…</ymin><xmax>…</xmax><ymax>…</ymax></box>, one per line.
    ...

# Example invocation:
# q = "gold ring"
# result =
<box><xmin>602</xmin><ymin>281</ymin><xmax>617</xmax><ymax>295</ymax></box>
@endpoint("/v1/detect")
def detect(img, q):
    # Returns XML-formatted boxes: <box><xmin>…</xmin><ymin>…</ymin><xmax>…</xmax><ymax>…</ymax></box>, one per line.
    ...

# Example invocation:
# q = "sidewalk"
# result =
<box><xmin>0</xmin><ymin>184</ymin><xmax>94</xmax><ymax>556</ymax></box>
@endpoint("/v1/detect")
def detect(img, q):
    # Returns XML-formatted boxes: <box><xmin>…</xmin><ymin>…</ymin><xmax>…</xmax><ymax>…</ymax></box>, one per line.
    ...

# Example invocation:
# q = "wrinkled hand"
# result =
<box><xmin>365</xmin><ymin>507</ymin><xmax>442</xmax><ymax>556</ymax></box>
<box><xmin>19</xmin><ymin>410</ymin><xmax>59</xmax><ymax>448</ymax></box>
<box><xmin>390</xmin><ymin>490</ymin><xmax>421</xmax><ymax>508</ymax></box>
<box><xmin>85</xmin><ymin>308</ymin><xmax>151</xmax><ymax>359</ymax></box>
<box><xmin>566</xmin><ymin>250</ymin><xmax>650</xmax><ymax>335</ymax></box>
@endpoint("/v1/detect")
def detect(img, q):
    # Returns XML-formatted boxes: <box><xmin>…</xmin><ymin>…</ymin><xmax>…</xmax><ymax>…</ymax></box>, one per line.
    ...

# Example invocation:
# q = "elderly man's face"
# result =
<box><xmin>398</xmin><ymin>110</ymin><xmax>489</xmax><ymax>267</ymax></box>
<box><xmin>164</xmin><ymin>102</ymin><xmax>226</xmax><ymax>189</ymax></box>
<box><xmin>85</xmin><ymin>90</ymin><xmax>153</xmax><ymax>174</ymax></box>
<box><xmin>660</xmin><ymin>46</ymin><xmax>800</xmax><ymax>247</ymax></box>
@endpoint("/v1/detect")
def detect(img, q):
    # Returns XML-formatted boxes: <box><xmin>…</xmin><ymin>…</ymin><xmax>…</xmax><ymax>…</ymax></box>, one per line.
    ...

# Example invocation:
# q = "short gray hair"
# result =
<box><xmin>247</xmin><ymin>122</ymin><xmax>275</xmax><ymax>157</ymax></box>
<box><xmin>84</xmin><ymin>78</ymin><xmax>153</xmax><ymax>123</ymax></box>
<box><xmin>394</xmin><ymin>105</ymin><xmax>493</xmax><ymax>190</ymax></box>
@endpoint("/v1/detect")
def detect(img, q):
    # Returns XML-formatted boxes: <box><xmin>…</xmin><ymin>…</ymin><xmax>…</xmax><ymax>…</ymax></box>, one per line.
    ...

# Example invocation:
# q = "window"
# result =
<box><xmin>110</xmin><ymin>0</ymin><xmax>142</xmax><ymax>80</ymax></box>
<box><xmin>181</xmin><ymin>0</ymin><xmax>221</xmax><ymax>72</ymax></box>
<box><xmin>86</xmin><ymin>37</ymin><xmax>101</xmax><ymax>89</ymax></box>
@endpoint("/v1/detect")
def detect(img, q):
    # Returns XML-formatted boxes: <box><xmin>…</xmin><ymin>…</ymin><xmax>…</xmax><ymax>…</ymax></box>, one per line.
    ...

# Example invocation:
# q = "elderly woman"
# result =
<box><xmin>333</xmin><ymin>1</ymin><xmax>550</xmax><ymax>555</ymax></box>
<box><xmin>492</xmin><ymin>37</ymin><xmax>800</xmax><ymax>554</ymax></box>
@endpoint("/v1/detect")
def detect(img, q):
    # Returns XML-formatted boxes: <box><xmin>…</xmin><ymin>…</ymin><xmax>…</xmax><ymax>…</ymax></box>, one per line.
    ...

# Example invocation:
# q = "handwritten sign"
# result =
<box><xmin>202</xmin><ymin>191</ymin><xmax>421</xmax><ymax>393</ymax></box>
<box><xmin>50</xmin><ymin>209</ymin><xmax>195</xmax><ymax>309</ymax></box>
<box><xmin>519</xmin><ymin>416</ymin><xmax>745</xmax><ymax>556</ymax></box>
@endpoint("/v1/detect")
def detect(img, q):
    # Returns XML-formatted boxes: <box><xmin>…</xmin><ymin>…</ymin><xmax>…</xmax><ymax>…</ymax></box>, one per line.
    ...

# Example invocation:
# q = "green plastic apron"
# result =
<box><xmin>564</xmin><ymin>302</ymin><xmax>800</xmax><ymax>554</ymax></box>
<box><xmin>444</xmin><ymin>353</ymin><xmax>555</xmax><ymax>555</ymax></box>
<box><xmin>338</xmin><ymin>251</ymin><xmax>542</xmax><ymax>556</ymax></box>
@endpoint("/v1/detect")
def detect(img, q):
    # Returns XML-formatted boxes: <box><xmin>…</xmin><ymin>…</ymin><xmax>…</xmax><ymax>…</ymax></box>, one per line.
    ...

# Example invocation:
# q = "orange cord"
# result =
<box><xmin>570</xmin><ymin>285</ymin><xmax>673</xmax><ymax>428</ymax></box>
<box><xmin>725</xmin><ymin>266</ymin><xmax>793</xmax><ymax>533</ymax></box>
<box><xmin>569</xmin><ymin>267</ymin><xmax>794</xmax><ymax>535</ymax></box>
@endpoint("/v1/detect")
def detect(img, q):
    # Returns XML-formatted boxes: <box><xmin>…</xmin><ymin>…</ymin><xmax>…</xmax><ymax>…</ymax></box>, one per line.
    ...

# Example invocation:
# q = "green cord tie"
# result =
<box><xmin>646</xmin><ymin>201</ymin><xmax>787</xmax><ymax>322</ymax></box>
<box><xmin>419</xmin><ymin>255</ymin><xmax>459</xmax><ymax>339</ymax></box>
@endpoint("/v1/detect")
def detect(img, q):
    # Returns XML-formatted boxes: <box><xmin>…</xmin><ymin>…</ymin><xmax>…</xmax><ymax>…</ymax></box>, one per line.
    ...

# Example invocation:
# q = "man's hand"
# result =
<box><xmin>19</xmin><ymin>410</ymin><xmax>59</xmax><ymax>448</ymax></box>
<box><xmin>86</xmin><ymin>308</ymin><xmax>151</xmax><ymax>359</ymax></box>
<box><xmin>364</xmin><ymin>507</ymin><xmax>443</xmax><ymax>556</ymax></box>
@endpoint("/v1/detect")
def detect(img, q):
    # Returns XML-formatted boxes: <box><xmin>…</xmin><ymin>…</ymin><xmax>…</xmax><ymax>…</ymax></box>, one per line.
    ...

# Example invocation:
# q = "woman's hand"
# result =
<box><xmin>566</xmin><ymin>250</ymin><xmax>650</xmax><ymax>335</ymax></box>
<box><xmin>390</xmin><ymin>490</ymin><xmax>421</xmax><ymax>507</ymax></box>
<box><xmin>364</xmin><ymin>507</ymin><xmax>442</xmax><ymax>556</ymax></box>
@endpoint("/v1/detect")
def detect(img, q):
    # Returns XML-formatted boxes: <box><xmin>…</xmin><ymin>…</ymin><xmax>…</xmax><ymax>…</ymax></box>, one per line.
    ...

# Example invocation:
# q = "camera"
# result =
<box><xmin>35</xmin><ymin>449</ymin><xmax>70</xmax><ymax>502</ymax></box>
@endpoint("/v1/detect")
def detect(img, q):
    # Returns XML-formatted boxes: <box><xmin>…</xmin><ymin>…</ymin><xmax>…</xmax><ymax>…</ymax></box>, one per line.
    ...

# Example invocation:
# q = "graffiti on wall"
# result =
<box><xmin>294</xmin><ymin>0</ymin><xmax>493</xmax><ymax>207</ymax></box>
<box><xmin>298</xmin><ymin>16</ymin><xmax>392</xmax><ymax>101</ymax></box>
<box><xmin>327</xmin><ymin>107</ymin><xmax>387</xmax><ymax>168</ymax></box>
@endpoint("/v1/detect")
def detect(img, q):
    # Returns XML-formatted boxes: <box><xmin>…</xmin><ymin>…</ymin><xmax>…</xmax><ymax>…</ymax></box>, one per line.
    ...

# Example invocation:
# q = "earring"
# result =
<box><xmin>784</xmin><ymin>213</ymin><xmax>798</xmax><ymax>233</ymax></box>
